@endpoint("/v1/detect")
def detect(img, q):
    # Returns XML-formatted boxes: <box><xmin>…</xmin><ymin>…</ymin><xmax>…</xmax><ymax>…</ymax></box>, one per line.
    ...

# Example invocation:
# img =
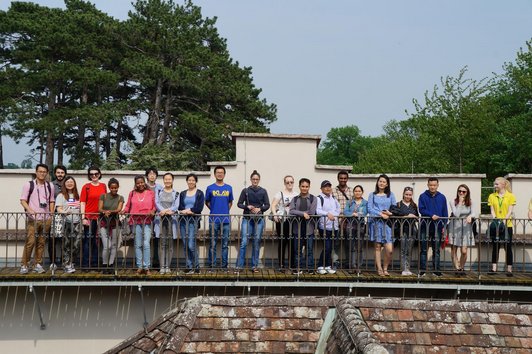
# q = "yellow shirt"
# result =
<box><xmin>487</xmin><ymin>192</ymin><xmax>516</xmax><ymax>227</ymax></box>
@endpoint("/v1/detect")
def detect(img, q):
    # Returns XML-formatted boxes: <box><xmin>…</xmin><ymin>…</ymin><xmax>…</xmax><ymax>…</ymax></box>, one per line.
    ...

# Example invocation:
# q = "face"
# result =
<box><xmin>457</xmin><ymin>187</ymin><xmax>468</xmax><ymax>197</ymax></box>
<box><xmin>55</xmin><ymin>169</ymin><xmax>66</xmax><ymax>181</ymax></box>
<box><xmin>427</xmin><ymin>180</ymin><xmax>439</xmax><ymax>194</ymax></box>
<box><xmin>147</xmin><ymin>171</ymin><xmax>157</xmax><ymax>183</ymax></box>
<box><xmin>403</xmin><ymin>189</ymin><xmax>413</xmax><ymax>202</ymax></box>
<box><xmin>36</xmin><ymin>167</ymin><xmax>48</xmax><ymax>181</ymax></box>
<box><xmin>354</xmin><ymin>187</ymin><xmax>363</xmax><ymax>199</ymax></box>
<box><xmin>89</xmin><ymin>170</ymin><xmax>100</xmax><ymax>181</ymax></box>
<box><xmin>163</xmin><ymin>175</ymin><xmax>173</xmax><ymax>188</ymax></box>
<box><xmin>494</xmin><ymin>180</ymin><xmax>504</xmax><ymax>192</ymax></box>
<box><xmin>377</xmin><ymin>177</ymin><xmax>388</xmax><ymax>191</ymax></box>
<box><xmin>299</xmin><ymin>182</ymin><xmax>310</xmax><ymax>195</ymax></box>
<box><xmin>214</xmin><ymin>168</ymin><xmax>225</xmax><ymax>182</ymax></box>
<box><xmin>109</xmin><ymin>183</ymin><xmax>119</xmax><ymax>195</ymax></box>
<box><xmin>64</xmin><ymin>178</ymin><xmax>75</xmax><ymax>191</ymax></box>
<box><xmin>187</xmin><ymin>176</ymin><xmax>197</xmax><ymax>189</ymax></box>
<box><xmin>250</xmin><ymin>175</ymin><xmax>260</xmax><ymax>187</ymax></box>
<box><xmin>321</xmin><ymin>185</ymin><xmax>332</xmax><ymax>196</ymax></box>
<box><xmin>338</xmin><ymin>174</ymin><xmax>348</xmax><ymax>187</ymax></box>
<box><xmin>284</xmin><ymin>177</ymin><xmax>294</xmax><ymax>190</ymax></box>
<box><xmin>135</xmin><ymin>178</ymin><xmax>146</xmax><ymax>191</ymax></box>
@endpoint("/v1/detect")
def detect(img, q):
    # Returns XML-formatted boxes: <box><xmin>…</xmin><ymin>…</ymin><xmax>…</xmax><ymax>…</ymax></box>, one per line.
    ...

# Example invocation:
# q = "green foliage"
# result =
<box><xmin>317</xmin><ymin>125</ymin><xmax>376</xmax><ymax>166</ymax></box>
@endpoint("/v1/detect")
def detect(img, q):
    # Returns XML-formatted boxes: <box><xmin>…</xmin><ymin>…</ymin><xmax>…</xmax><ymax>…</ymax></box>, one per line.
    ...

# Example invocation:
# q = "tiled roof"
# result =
<box><xmin>106</xmin><ymin>296</ymin><xmax>532</xmax><ymax>354</ymax></box>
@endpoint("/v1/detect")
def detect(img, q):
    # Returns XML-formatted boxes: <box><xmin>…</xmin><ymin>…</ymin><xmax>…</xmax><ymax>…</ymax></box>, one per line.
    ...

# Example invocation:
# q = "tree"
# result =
<box><xmin>317</xmin><ymin>125</ymin><xmax>375</xmax><ymax>166</ymax></box>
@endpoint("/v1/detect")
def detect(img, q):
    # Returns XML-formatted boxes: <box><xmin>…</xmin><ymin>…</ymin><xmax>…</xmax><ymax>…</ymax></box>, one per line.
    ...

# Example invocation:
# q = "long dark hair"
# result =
<box><xmin>454</xmin><ymin>184</ymin><xmax>471</xmax><ymax>207</ymax></box>
<box><xmin>402</xmin><ymin>186</ymin><xmax>417</xmax><ymax>209</ymax></box>
<box><xmin>61</xmin><ymin>176</ymin><xmax>79</xmax><ymax>200</ymax></box>
<box><xmin>373</xmin><ymin>174</ymin><xmax>391</xmax><ymax>197</ymax></box>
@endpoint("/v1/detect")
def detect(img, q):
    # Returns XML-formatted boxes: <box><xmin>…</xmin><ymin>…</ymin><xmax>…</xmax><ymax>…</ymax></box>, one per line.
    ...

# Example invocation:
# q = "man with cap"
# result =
<box><xmin>316</xmin><ymin>180</ymin><xmax>340</xmax><ymax>275</ymax></box>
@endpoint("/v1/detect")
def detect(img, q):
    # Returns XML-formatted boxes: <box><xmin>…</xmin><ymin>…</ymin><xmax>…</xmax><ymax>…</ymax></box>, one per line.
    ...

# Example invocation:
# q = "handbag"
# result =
<box><xmin>51</xmin><ymin>213</ymin><xmax>65</xmax><ymax>238</ymax></box>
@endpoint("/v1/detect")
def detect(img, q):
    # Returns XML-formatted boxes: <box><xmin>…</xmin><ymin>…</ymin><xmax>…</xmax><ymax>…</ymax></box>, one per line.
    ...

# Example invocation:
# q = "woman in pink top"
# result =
<box><xmin>123</xmin><ymin>175</ymin><xmax>155</xmax><ymax>275</ymax></box>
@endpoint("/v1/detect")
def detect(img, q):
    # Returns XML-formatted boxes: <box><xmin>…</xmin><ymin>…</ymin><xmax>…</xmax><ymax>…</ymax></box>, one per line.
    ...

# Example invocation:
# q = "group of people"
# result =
<box><xmin>19</xmin><ymin>164</ymin><xmax>521</xmax><ymax>277</ymax></box>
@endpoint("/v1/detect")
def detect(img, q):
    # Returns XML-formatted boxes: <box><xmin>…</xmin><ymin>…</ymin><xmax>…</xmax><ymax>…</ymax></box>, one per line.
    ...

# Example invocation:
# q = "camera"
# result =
<box><xmin>40</xmin><ymin>202</ymin><xmax>48</xmax><ymax>208</ymax></box>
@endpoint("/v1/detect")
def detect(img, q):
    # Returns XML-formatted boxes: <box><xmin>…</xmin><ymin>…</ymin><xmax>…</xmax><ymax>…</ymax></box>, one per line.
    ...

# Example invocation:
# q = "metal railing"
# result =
<box><xmin>1</xmin><ymin>212</ymin><xmax>531</xmax><ymax>277</ymax></box>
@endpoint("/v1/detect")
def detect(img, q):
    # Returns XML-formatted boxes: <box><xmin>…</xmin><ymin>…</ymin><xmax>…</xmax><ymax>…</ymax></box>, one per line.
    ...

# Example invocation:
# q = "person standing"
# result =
<box><xmin>488</xmin><ymin>177</ymin><xmax>516</xmax><ymax>276</ymax></box>
<box><xmin>367</xmin><ymin>174</ymin><xmax>396</xmax><ymax>276</ymax></box>
<box><xmin>205</xmin><ymin>166</ymin><xmax>233</xmax><ymax>271</ymax></box>
<box><xmin>344</xmin><ymin>185</ymin><xmax>368</xmax><ymax>272</ymax></box>
<box><xmin>235</xmin><ymin>170</ymin><xmax>270</xmax><ymax>272</ymax></box>
<box><xmin>289</xmin><ymin>178</ymin><xmax>318</xmax><ymax>275</ymax></box>
<box><xmin>98</xmin><ymin>178</ymin><xmax>124</xmax><ymax>273</ymax></box>
<box><xmin>154</xmin><ymin>173</ymin><xmax>179</xmax><ymax>274</ymax></box>
<box><xmin>270</xmin><ymin>175</ymin><xmax>296</xmax><ymax>271</ymax></box>
<box><xmin>56</xmin><ymin>176</ymin><xmax>81</xmax><ymax>274</ymax></box>
<box><xmin>145</xmin><ymin>167</ymin><xmax>162</xmax><ymax>269</ymax></box>
<box><xmin>448</xmin><ymin>184</ymin><xmax>475</xmax><ymax>274</ymax></box>
<box><xmin>49</xmin><ymin>165</ymin><xmax>67</xmax><ymax>270</ymax></box>
<box><xmin>332</xmin><ymin>170</ymin><xmax>353</xmax><ymax>268</ymax></box>
<box><xmin>178</xmin><ymin>173</ymin><xmax>204</xmax><ymax>274</ymax></box>
<box><xmin>418</xmin><ymin>177</ymin><xmax>448</xmax><ymax>277</ymax></box>
<box><xmin>123</xmin><ymin>175</ymin><xmax>156</xmax><ymax>275</ymax></box>
<box><xmin>393</xmin><ymin>187</ymin><xmax>419</xmax><ymax>276</ymax></box>
<box><xmin>19</xmin><ymin>164</ymin><xmax>55</xmax><ymax>274</ymax></box>
<box><xmin>316</xmin><ymin>180</ymin><xmax>340</xmax><ymax>275</ymax></box>
<box><xmin>80</xmin><ymin>166</ymin><xmax>107</xmax><ymax>269</ymax></box>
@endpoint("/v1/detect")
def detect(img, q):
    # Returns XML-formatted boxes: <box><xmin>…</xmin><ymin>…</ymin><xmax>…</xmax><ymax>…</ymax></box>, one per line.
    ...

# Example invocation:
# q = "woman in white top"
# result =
<box><xmin>270</xmin><ymin>175</ymin><xmax>296</xmax><ymax>271</ymax></box>
<box><xmin>448</xmin><ymin>184</ymin><xmax>476</xmax><ymax>273</ymax></box>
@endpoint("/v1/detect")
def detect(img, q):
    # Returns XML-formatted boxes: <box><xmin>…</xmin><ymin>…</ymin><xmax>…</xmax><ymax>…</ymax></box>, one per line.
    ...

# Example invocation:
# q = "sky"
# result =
<box><xmin>1</xmin><ymin>0</ymin><xmax>531</xmax><ymax>165</ymax></box>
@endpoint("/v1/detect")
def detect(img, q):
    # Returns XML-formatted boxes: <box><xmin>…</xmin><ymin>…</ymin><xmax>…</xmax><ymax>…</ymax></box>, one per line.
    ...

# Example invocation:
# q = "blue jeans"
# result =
<box><xmin>419</xmin><ymin>223</ymin><xmax>443</xmax><ymax>272</ymax></box>
<box><xmin>236</xmin><ymin>217</ymin><xmax>264</xmax><ymax>268</ymax></box>
<box><xmin>180</xmin><ymin>219</ymin><xmax>199</xmax><ymax>270</ymax></box>
<box><xmin>134</xmin><ymin>224</ymin><xmax>152</xmax><ymax>269</ymax></box>
<box><xmin>318</xmin><ymin>229</ymin><xmax>337</xmax><ymax>268</ymax></box>
<box><xmin>292</xmin><ymin>233</ymin><xmax>314</xmax><ymax>270</ymax></box>
<box><xmin>207</xmin><ymin>222</ymin><xmax>230</xmax><ymax>268</ymax></box>
<box><xmin>82</xmin><ymin>219</ymin><xmax>99</xmax><ymax>268</ymax></box>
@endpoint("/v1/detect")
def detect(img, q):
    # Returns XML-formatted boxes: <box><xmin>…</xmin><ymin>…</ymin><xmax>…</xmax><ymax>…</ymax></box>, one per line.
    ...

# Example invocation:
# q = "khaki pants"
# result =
<box><xmin>21</xmin><ymin>219</ymin><xmax>51</xmax><ymax>267</ymax></box>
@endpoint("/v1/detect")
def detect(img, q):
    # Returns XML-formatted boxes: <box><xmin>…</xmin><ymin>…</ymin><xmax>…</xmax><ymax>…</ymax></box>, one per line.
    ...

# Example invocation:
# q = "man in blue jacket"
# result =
<box><xmin>418</xmin><ymin>177</ymin><xmax>448</xmax><ymax>277</ymax></box>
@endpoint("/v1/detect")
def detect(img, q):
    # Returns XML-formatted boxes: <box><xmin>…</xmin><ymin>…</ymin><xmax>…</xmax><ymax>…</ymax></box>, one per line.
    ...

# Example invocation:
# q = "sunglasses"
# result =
<box><xmin>458</xmin><ymin>190</ymin><xmax>467</xmax><ymax>194</ymax></box>
<box><xmin>404</xmin><ymin>187</ymin><xmax>413</xmax><ymax>191</ymax></box>
<box><xmin>89</xmin><ymin>172</ymin><xmax>100</xmax><ymax>176</ymax></box>
<box><xmin>285</xmin><ymin>181</ymin><xmax>294</xmax><ymax>184</ymax></box>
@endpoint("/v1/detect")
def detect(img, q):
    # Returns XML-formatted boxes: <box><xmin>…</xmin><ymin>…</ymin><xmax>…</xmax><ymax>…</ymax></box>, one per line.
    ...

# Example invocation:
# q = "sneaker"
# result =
<box><xmin>307</xmin><ymin>270</ymin><xmax>315</xmax><ymax>275</ymax></box>
<box><xmin>325</xmin><ymin>266</ymin><xmax>336</xmax><ymax>274</ymax></box>
<box><xmin>401</xmin><ymin>270</ymin><xmax>413</xmax><ymax>276</ymax></box>
<box><xmin>49</xmin><ymin>263</ymin><xmax>57</xmax><ymax>271</ymax></box>
<box><xmin>34</xmin><ymin>263</ymin><xmax>45</xmax><ymax>274</ymax></box>
<box><xmin>186</xmin><ymin>269</ymin><xmax>195</xmax><ymax>275</ymax></box>
<box><xmin>419</xmin><ymin>271</ymin><xmax>426</xmax><ymax>277</ymax></box>
<box><xmin>65</xmin><ymin>264</ymin><xmax>76</xmax><ymax>274</ymax></box>
<box><xmin>433</xmin><ymin>271</ymin><xmax>443</xmax><ymax>277</ymax></box>
<box><xmin>159</xmin><ymin>268</ymin><xmax>166</xmax><ymax>274</ymax></box>
<box><xmin>20</xmin><ymin>265</ymin><xmax>29</xmax><ymax>274</ymax></box>
<box><xmin>292</xmin><ymin>270</ymin><xmax>303</xmax><ymax>275</ymax></box>
<box><xmin>317</xmin><ymin>267</ymin><xmax>327</xmax><ymax>275</ymax></box>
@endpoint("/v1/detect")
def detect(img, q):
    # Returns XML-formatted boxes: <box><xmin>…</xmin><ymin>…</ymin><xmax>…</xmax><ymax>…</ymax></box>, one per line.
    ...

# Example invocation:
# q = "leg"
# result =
<box><xmin>276</xmin><ymin>222</ymin><xmax>284</xmax><ymax>269</ymax></box>
<box><xmin>419</xmin><ymin>225</ymin><xmax>428</xmax><ymax>273</ymax></box>
<box><xmin>63</xmin><ymin>222</ymin><xmax>73</xmax><ymax>266</ymax></box>
<box><xmin>100</xmin><ymin>226</ymin><xmax>110</xmax><ymax>265</ymax></box>
<box><xmin>489</xmin><ymin>221</ymin><xmax>500</xmax><ymax>271</ymax></box>
<box><xmin>207</xmin><ymin>222</ymin><xmax>219</xmax><ymax>268</ymax></box>
<box><xmin>459</xmin><ymin>246</ymin><xmax>468</xmax><ymax>270</ymax></box>
<box><xmin>506</xmin><ymin>227</ymin><xmax>513</xmax><ymax>272</ymax></box>
<box><xmin>306</xmin><ymin>233</ymin><xmax>315</xmax><ymax>271</ymax></box>
<box><xmin>220</xmin><ymin>223</ymin><xmax>230</xmax><ymax>269</ymax></box>
<box><xmin>251</xmin><ymin>218</ymin><xmax>264</xmax><ymax>269</ymax></box>
<box><xmin>317</xmin><ymin>228</ymin><xmax>325</xmax><ymax>268</ymax></box>
<box><xmin>134</xmin><ymin>224</ymin><xmax>143</xmax><ymax>269</ymax></box>
<box><xmin>142</xmin><ymin>224</ymin><xmax>152</xmax><ymax>269</ymax></box>
<box><xmin>383</xmin><ymin>242</ymin><xmax>393</xmax><ymax>274</ymax></box>
<box><xmin>374</xmin><ymin>242</ymin><xmax>383</xmax><ymax>274</ymax></box>
<box><xmin>186</xmin><ymin>221</ymin><xmax>199</xmax><ymax>270</ymax></box>
<box><xmin>35</xmin><ymin>220</ymin><xmax>49</xmax><ymax>266</ymax></box>
<box><xmin>431</xmin><ymin>227</ymin><xmax>442</xmax><ymax>272</ymax></box>
<box><xmin>236</xmin><ymin>218</ymin><xmax>250</xmax><ymax>268</ymax></box>
<box><xmin>22</xmin><ymin>220</ymin><xmax>36</xmax><ymax>267</ymax></box>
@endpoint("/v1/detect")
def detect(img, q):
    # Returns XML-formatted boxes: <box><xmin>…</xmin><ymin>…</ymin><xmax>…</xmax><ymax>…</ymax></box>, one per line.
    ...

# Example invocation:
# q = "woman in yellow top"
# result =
<box><xmin>487</xmin><ymin>177</ymin><xmax>516</xmax><ymax>276</ymax></box>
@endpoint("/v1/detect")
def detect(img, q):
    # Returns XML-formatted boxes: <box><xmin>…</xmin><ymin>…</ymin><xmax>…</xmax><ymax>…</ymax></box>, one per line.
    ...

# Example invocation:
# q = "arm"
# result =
<box><xmin>367</xmin><ymin>193</ymin><xmax>381</xmax><ymax>216</ymax></box>
<box><xmin>271</xmin><ymin>193</ymin><xmax>281</xmax><ymax>214</ymax></box>
<box><xmin>316</xmin><ymin>196</ymin><xmax>327</xmax><ymax>216</ymax></box>
<box><xmin>418</xmin><ymin>195</ymin><xmax>429</xmax><ymax>217</ymax></box>
<box><xmin>170</xmin><ymin>191</ymin><xmax>180</xmax><ymax>213</ymax></box>
<box><xmin>260</xmin><ymin>190</ymin><xmax>270</xmax><ymax>212</ymax></box>
<box><xmin>237</xmin><ymin>188</ymin><xmax>247</xmax><ymax>210</ymax></box>
<box><xmin>155</xmin><ymin>190</ymin><xmax>164</xmax><ymax>212</ymax></box>
<box><xmin>191</xmin><ymin>190</ymin><xmax>205</xmax><ymax>214</ymax></box>
<box><xmin>289</xmin><ymin>198</ymin><xmax>306</xmax><ymax>217</ymax></box>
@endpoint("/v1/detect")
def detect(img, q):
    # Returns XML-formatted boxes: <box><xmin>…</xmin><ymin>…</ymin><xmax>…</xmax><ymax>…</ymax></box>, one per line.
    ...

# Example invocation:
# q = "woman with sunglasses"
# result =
<box><xmin>270</xmin><ymin>175</ymin><xmax>296</xmax><ymax>271</ymax></box>
<box><xmin>448</xmin><ymin>184</ymin><xmax>476</xmax><ymax>274</ymax></box>
<box><xmin>80</xmin><ymin>166</ymin><xmax>107</xmax><ymax>269</ymax></box>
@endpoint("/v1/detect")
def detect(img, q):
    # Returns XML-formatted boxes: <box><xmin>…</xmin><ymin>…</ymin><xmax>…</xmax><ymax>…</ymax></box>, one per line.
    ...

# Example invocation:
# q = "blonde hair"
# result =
<box><xmin>495</xmin><ymin>177</ymin><xmax>512</xmax><ymax>193</ymax></box>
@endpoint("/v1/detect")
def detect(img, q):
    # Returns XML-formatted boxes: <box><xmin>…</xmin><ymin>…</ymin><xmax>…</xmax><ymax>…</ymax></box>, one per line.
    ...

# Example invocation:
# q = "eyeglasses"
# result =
<box><xmin>285</xmin><ymin>181</ymin><xmax>294</xmax><ymax>184</ymax></box>
<box><xmin>458</xmin><ymin>190</ymin><xmax>467</xmax><ymax>194</ymax></box>
<box><xmin>89</xmin><ymin>172</ymin><xmax>100</xmax><ymax>176</ymax></box>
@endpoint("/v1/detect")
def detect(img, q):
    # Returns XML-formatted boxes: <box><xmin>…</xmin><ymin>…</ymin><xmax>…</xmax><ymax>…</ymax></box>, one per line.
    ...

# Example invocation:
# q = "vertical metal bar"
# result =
<box><xmin>138</xmin><ymin>285</ymin><xmax>148</xmax><ymax>333</ymax></box>
<box><xmin>29</xmin><ymin>285</ymin><xmax>46</xmax><ymax>330</ymax></box>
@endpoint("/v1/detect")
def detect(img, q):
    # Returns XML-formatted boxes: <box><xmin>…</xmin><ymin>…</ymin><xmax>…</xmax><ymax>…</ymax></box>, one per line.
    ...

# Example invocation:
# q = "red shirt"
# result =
<box><xmin>80</xmin><ymin>182</ymin><xmax>107</xmax><ymax>220</ymax></box>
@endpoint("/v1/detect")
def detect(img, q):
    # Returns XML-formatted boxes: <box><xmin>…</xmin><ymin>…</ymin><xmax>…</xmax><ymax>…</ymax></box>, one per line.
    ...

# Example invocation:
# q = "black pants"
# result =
<box><xmin>490</xmin><ymin>222</ymin><xmax>513</xmax><ymax>266</ymax></box>
<box><xmin>276</xmin><ymin>221</ymin><xmax>292</xmax><ymax>268</ymax></box>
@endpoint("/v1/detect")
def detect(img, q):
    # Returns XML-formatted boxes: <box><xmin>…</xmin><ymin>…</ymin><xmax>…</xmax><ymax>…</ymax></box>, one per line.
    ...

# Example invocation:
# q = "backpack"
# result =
<box><xmin>23</xmin><ymin>180</ymin><xmax>52</xmax><ymax>209</ymax></box>
<box><xmin>293</xmin><ymin>194</ymin><xmax>316</xmax><ymax>211</ymax></box>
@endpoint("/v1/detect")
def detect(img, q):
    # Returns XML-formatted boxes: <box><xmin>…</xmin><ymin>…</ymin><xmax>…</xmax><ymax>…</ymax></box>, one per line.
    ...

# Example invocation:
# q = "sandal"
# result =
<box><xmin>378</xmin><ymin>269</ymin><xmax>385</xmax><ymax>277</ymax></box>
<box><xmin>136</xmin><ymin>268</ymin><xmax>144</xmax><ymax>275</ymax></box>
<box><xmin>383</xmin><ymin>270</ymin><xmax>390</xmax><ymax>276</ymax></box>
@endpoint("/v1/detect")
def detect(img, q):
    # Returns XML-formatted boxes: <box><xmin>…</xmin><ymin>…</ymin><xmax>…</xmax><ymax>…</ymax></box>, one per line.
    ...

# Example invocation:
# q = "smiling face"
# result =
<box><xmin>403</xmin><ymin>189</ymin><xmax>413</xmax><ymax>203</ymax></box>
<box><xmin>187</xmin><ymin>176</ymin><xmax>197</xmax><ymax>189</ymax></box>
<box><xmin>147</xmin><ymin>171</ymin><xmax>157</xmax><ymax>184</ymax></box>
<box><xmin>163</xmin><ymin>174</ymin><xmax>174</xmax><ymax>189</ymax></box>
<box><xmin>135</xmin><ymin>177</ymin><xmax>146</xmax><ymax>192</ymax></box>
<box><xmin>214</xmin><ymin>168</ymin><xmax>225</xmax><ymax>182</ymax></box>
<box><xmin>109</xmin><ymin>183</ymin><xmax>119</xmax><ymax>195</ymax></box>
<box><xmin>427</xmin><ymin>180</ymin><xmax>439</xmax><ymax>194</ymax></box>
<box><xmin>337</xmin><ymin>173</ymin><xmax>348</xmax><ymax>188</ymax></box>
<box><xmin>89</xmin><ymin>170</ymin><xmax>100</xmax><ymax>182</ymax></box>
<box><xmin>299</xmin><ymin>181</ymin><xmax>310</xmax><ymax>195</ymax></box>
<box><xmin>354</xmin><ymin>186</ymin><xmax>363</xmax><ymax>199</ymax></box>
<box><xmin>64</xmin><ymin>178</ymin><xmax>75</xmax><ymax>191</ymax></box>
<box><xmin>377</xmin><ymin>177</ymin><xmax>388</xmax><ymax>192</ymax></box>
<box><xmin>55</xmin><ymin>169</ymin><xmax>66</xmax><ymax>182</ymax></box>
<box><xmin>284</xmin><ymin>176</ymin><xmax>294</xmax><ymax>191</ymax></box>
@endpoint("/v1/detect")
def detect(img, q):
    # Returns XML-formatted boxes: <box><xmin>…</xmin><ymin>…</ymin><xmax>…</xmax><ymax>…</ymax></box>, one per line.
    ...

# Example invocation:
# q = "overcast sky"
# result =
<box><xmin>1</xmin><ymin>0</ymin><xmax>531</xmax><ymax>165</ymax></box>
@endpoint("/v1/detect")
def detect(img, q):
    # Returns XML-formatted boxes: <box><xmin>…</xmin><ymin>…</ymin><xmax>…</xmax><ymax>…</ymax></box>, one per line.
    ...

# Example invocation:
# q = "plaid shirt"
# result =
<box><xmin>332</xmin><ymin>185</ymin><xmax>353</xmax><ymax>215</ymax></box>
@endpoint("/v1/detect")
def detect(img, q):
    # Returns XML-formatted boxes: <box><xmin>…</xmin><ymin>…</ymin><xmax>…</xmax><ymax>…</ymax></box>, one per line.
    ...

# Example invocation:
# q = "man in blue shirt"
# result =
<box><xmin>418</xmin><ymin>177</ymin><xmax>448</xmax><ymax>277</ymax></box>
<box><xmin>205</xmin><ymin>166</ymin><xmax>233</xmax><ymax>271</ymax></box>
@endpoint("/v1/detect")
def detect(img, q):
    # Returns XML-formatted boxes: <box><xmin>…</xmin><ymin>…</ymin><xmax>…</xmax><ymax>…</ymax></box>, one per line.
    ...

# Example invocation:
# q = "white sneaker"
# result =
<box><xmin>317</xmin><ymin>267</ymin><xmax>327</xmax><ymax>275</ymax></box>
<box><xmin>160</xmin><ymin>268</ymin><xmax>166</xmax><ymax>274</ymax></box>
<box><xmin>325</xmin><ymin>266</ymin><xmax>336</xmax><ymax>274</ymax></box>
<box><xmin>34</xmin><ymin>263</ymin><xmax>45</xmax><ymax>273</ymax></box>
<box><xmin>402</xmin><ymin>270</ymin><xmax>413</xmax><ymax>276</ymax></box>
<box><xmin>65</xmin><ymin>264</ymin><xmax>76</xmax><ymax>274</ymax></box>
<box><xmin>20</xmin><ymin>265</ymin><xmax>29</xmax><ymax>274</ymax></box>
<box><xmin>50</xmin><ymin>263</ymin><xmax>57</xmax><ymax>271</ymax></box>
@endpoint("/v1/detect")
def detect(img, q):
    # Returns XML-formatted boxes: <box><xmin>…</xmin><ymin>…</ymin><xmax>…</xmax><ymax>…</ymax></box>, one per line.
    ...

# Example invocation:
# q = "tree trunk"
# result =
<box><xmin>77</xmin><ymin>87</ymin><xmax>88</xmax><ymax>158</ymax></box>
<box><xmin>45</xmin><ymin>89</ymin><xmax>56</xmax><ymax>167</ymax></box>
<box><xmin>143</xmin><ymin>79</ymin><xmax>163</xmax><ymax>145</ymax></box>
<box><xmin>157</xmin><ymin>86</ymin><xmax>172</xmax><ymax>145</ymax></box>
<box><xmin>0</xmin><ymin>127</ymin><xmax>4</xmax><ymax>169</ymax></box>
<box><xmin>57</xmin><ymin>134</ymin><xmax>64</xmax><ymax>165</ymax></box>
